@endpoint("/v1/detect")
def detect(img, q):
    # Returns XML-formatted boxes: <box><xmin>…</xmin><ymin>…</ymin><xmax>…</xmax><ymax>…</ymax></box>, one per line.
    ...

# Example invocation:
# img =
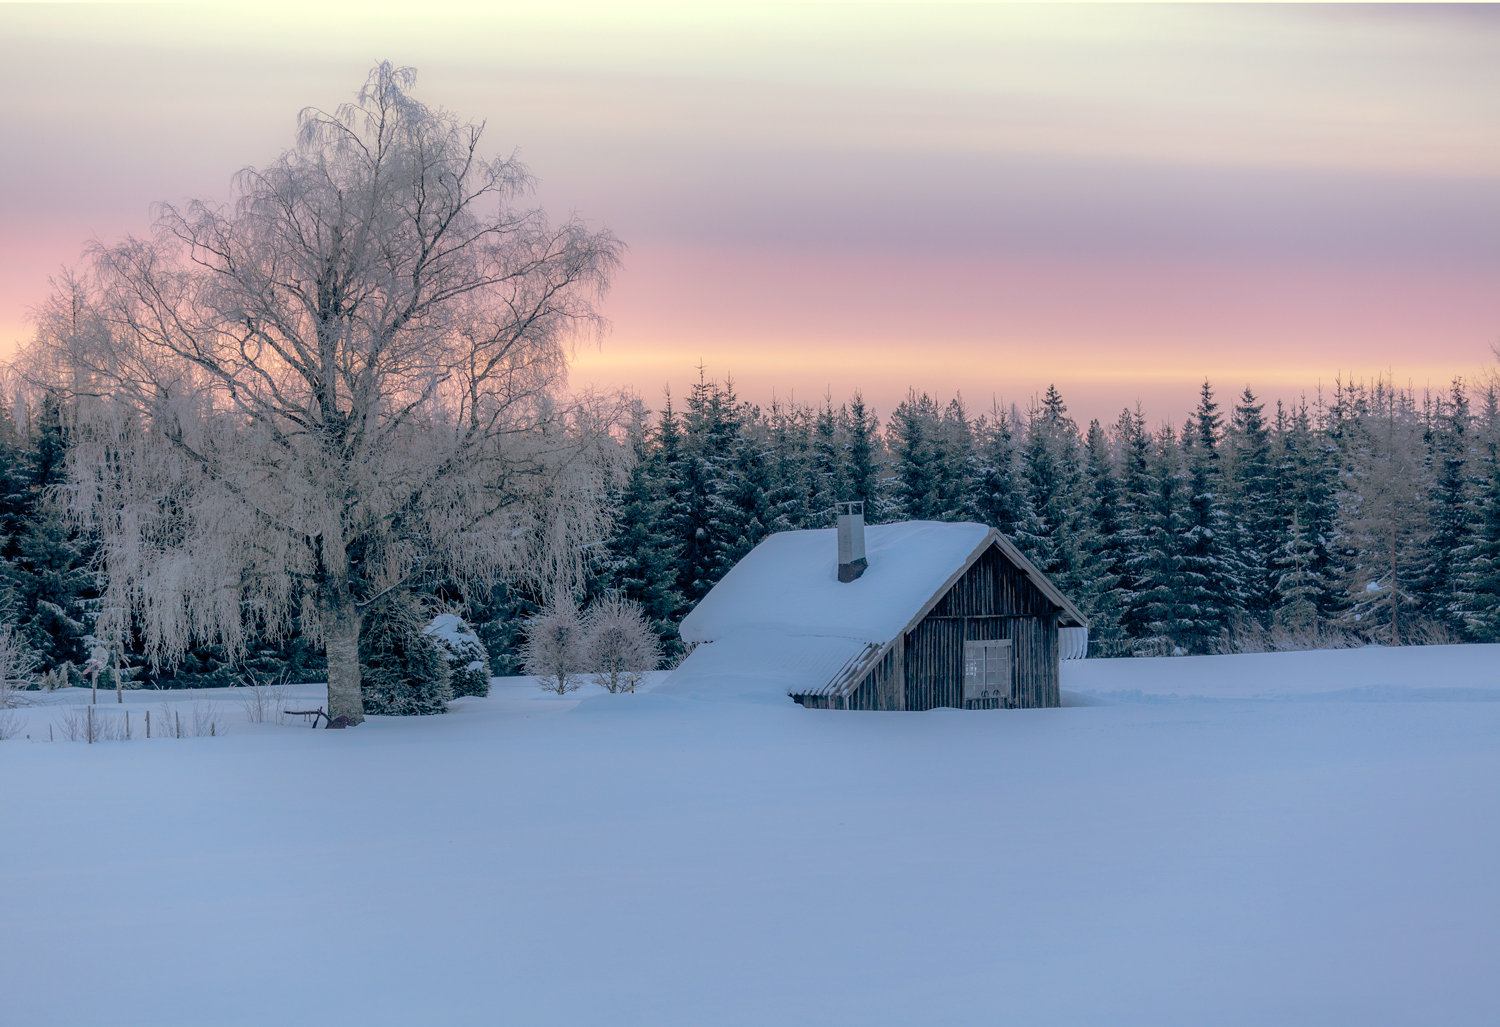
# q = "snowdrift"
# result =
<box><xmin>1063</xmin><ymin>643</ymin><xmax>1500</xmax><ymax>704</ymax></box>
<box><xmin>652</xmin><ymin>642</ymin><xmax>1500</xmax><ymax>707</ymax></box>
<box><xmin>4</xmin><ymin>645</ymin><xmax>1499</xmax><ymax>1026</ymax></box>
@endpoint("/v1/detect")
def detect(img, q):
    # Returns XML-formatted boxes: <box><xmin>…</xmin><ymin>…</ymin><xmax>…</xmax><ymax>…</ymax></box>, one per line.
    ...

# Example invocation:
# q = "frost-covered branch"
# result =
<box><xmin>17</xmin><ymin>62</ymin><xmax>626</xmax><ymax>725</ymax></box>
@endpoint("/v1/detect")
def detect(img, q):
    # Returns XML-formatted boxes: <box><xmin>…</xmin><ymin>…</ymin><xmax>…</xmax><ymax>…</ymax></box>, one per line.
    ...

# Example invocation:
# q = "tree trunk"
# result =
<box><xmin>321</xmin><ymin>592</ymin><xmax>365</xmax><ymax>726</ymax></box>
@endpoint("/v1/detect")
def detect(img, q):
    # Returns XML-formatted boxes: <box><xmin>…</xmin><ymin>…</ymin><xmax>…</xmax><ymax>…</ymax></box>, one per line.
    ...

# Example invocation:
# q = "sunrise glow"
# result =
<box><xmin>2</xmin><ymin>3</ymin><xmax>1496</xmax><ymax>423</ymax></box>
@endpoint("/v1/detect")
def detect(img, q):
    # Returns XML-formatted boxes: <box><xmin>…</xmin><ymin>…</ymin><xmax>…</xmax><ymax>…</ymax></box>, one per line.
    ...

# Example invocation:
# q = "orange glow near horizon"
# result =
<box><xmin>1</xmin><ymin>5</ymin><xmax>1495</xmax><ymax>427</ymax></box>
<box><xmin>563</xmin><ymin>242</ymin><xmax>1498</xmax><ymax>426</ymax></box>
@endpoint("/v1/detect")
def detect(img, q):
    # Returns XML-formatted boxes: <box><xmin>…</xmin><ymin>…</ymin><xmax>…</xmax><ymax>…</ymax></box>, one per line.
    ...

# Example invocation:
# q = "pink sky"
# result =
<box><xmin>2</xmin><ymin>4</ymin><xmax>1496</xmax><ymax>426</ymax></box>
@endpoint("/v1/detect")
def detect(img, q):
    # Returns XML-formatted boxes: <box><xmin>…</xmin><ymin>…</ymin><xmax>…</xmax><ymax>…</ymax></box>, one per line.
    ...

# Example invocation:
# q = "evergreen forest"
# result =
<box><xmin>3</xmin><ymin>369</ymin><xmax>1498</xmax><ymax>687</ymax></box>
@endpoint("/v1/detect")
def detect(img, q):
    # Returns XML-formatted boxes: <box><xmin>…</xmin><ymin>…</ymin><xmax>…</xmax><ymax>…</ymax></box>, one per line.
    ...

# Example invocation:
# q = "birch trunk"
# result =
<box><xmin>321</xmin><ymin>593</ymin><xmax>365</xmax><ymax>726</ymax></box>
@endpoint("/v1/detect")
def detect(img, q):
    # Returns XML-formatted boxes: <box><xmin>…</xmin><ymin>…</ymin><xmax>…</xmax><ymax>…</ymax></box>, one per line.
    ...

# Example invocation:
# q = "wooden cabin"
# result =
<box><xmin>665</xmin><ymin>505</ymin><xmax>1088</xmax><ymax>710</ymax></box>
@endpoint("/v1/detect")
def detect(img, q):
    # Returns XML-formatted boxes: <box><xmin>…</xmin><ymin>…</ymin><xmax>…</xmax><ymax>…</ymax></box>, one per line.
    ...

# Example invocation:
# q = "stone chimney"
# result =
<box><xmin>836</xmin><ymin>501</ymin><xmax>867</xmax><ymax>582</ymax></box>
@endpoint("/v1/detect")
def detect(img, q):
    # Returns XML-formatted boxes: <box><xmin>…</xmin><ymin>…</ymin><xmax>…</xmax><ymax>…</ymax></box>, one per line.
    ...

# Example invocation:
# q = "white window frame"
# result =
<box><xmin>963</xmin><ymin>639</ymin><xmax>1013</xmax><ymax>701</ymax></box>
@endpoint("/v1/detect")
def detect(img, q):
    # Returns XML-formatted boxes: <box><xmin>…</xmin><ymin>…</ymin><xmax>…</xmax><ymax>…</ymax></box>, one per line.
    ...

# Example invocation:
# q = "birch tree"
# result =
<box><xmin>24</xmin><ymin>63</ymin><xmax>623</xmax><ymax>725</ymax></box>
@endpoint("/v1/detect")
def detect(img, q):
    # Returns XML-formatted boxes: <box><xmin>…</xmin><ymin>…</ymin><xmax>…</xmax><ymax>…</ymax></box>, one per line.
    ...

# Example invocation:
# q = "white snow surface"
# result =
<box><xmin>423</xmin><ymin>612</ymin><xmax>481</xmax><ymax>648</ymax></box>
<box><xmin>661</xmin><ymin>629</ymin><xmax>877</xmax><ymax>702</ymax></box>
<box><xmin>3</xmin><ymin>644</ymin><xmax>1499</xmax><ymax>1026</ymax></box>
<box><xmin>679</xmin><ymin>520</ymin><xmax>990</xmax><ymax>645</ymax></box>
<box><xmin>1063</xmin><ymin>643</ymin><xmax>1500</xmax><ymax>703</ymax></box>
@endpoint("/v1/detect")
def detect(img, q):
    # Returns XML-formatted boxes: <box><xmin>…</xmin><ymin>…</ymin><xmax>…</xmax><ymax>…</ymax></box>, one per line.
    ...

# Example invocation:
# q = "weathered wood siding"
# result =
<box><xmin>793</xmin><ymin>541</ymin><xmax>1064</xmax><ymax>711</ymax></box>
<box><xmin>903</xmin><ymin>545</ymin><xmax>1061</xmax><ymax>710</ymax></box>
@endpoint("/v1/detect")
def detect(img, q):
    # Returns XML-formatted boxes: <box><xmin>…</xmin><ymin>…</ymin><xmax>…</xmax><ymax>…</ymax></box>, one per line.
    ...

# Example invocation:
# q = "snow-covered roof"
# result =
<box><xmin>668</xmin><ymin>521</ymin><xmax>1087</xmax><ymax>700</ymax></box>
<box><xmin>656</xmin><ymin>630</ymin><xmax>879</xmax><ymax>704</ymax></box>
<box><xmin>680</xmin><ymin>521</ymin><xmax>1085</xmax><ymax>647</ymax></box>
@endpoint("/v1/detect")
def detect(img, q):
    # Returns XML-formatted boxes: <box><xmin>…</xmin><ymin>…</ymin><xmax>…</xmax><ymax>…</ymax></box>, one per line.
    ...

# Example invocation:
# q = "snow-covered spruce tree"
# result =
<box><xmin>522</xmin><ymin>599</ymin><xmax>587</xmax><ymax>695</ymax></box>
<box><xmin>24</xmin><ymin>64</ymin><xmax>622</xmax><ymax>725</ymax></box>
<box><xmin>423</xmin><ymin>612</ymin><xmax>491</xmax><ymax>698</ymax></box>
<box><xmin>890</xmin><ymin>391</ymin><xmax>943</xmax><ymax>520</ymax></box>
<box><xmin>1275</xmin><ymin>399</ymin><xmax>1342</xmax><ymax>622</ymax></box>
<box><xmin>1226</xmin><ymin>388</ymin><xmax>1278</xmax><ymax>621</ymax></box>
<box><xmin>1175</xmin><ymin>381</ymin><xmax>1243</xmax><ymax>651</ymax></box>
<box><xmin>1138</xmin><ymin>423</ymin><xmax>1190</xmax><ymax>647</ymax></box>
<box><xmin>667</xmin><ymin>378</ymin><xmax>728</xmax><ymax>607</ymax></box>
<box><xmin>601</xmin><ymin>401</ymin><xmax>683</xmax><ymax>653</ymax></box>
<box><xmin>1467</xmin><ymin>386</ymin><xmax>1500</xmax><ymax>642</ymax></box>
<box><xmin>584</xmin><ymin>596</ymin><xmax>662</xmax><ymax>693</ymax></box>
<box><xmin>970</xmin><ymin>401</ymin><xmax>1038</xmax><ymax>545</ymax></box>
<box><xmin>934</xmin><ymin>397</ymin><xmax>978</xmax><ymax>519</ymax></box>
<box><xmin>1080</xmin><ymin>418</ymin><xmax>1126</xmax><ymax>643</ymax></box>
<box><xmin>810</xmin><ymin>398</ymin><xmax>850</xmax><ymax>519</ymax></box>
<box><xmin>1021</xmin><ymin>387</ymin><xmax>1092</xmax><ymax>601</ymax></box>
<box><xmin>1113</xmin><ymin>405</ymin><xmax>1156</xmax><ymax>639</ymax></box>
<box><xmin>1415</xmin><ymin>380</ymin><xmax>1479</xmax><ymax>632</ymax></box>
<box><xmin>843</xmin><ymin>392</ymin><xmax>881</xmax><ymax>512</ymax></box>
<box><xmin>1270</xmin><ymin>510</ymin><xmax>1322</xmax><ymax>634</ymax></box>
<box><xmin>466</xmin><ymin>580</ymin><xmax>542</xmax><ymax>676</ymax></box>
<box><xmin>764</xmin><ymin>397</ymin><xmax>814</xmax><ymax>529</ymax></box>
<box><xmin>716</xmin><ymin>389</ymin><xmax>780</xmax><ymax>569</ymax></box>
<box><xmin>360</xmin><ymin>593</ymin><xmax>451</xmax><ymax>716</ymax></box>
<box><xmin>0</xmin><ymin>388</ymin><xmax>97</xmax><ymax>674</ymax></box>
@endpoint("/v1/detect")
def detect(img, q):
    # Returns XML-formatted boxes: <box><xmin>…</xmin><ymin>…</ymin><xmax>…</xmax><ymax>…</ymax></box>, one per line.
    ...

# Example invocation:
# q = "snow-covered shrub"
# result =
<box><xmin>522</xmin><ymin>600</ymin><xmax>586</xmax><ymax>695</ymax></box>
<box><xmin>360</xmin><ymin>594</ymin><xmax>452</xmax><ymax>716</ymax></box>
<box><xmin>423</xmin><ymin>614</ymin><xmax>491</xmax><ymax>698</ymax></box>
<box><xmin>233</xmin><ymin>671</ymin><xmax>291</xmax><ymax>724</ymax></box>
<box><xmin>145</xmin><ymin>692</ymin><xmax>229</xmax><ymax>739</ymax></box>
<box><xmin>38</xmin><ymin>661</ymin><xmax>84</xmax><ymax>691</ymax></box>
<box><xmin>584</xmin><ymin>597</ymin><xmax>662</xmax><ymax>693</ymax></box>
<box><xmin>0</xmin><ymin>624</ymin><xmax>40</xmax><ymax>708</ymax></box>
<box><xmin>53</xmin><ymin>704</ymin><xmax>133</xmax><ymax>742</ymax></box>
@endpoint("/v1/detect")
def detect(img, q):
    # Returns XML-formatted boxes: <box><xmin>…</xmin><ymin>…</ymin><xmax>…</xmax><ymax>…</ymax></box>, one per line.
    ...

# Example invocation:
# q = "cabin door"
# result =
<box><xmin>962</xmin><ymin>639</ymin><xmax>1013</xmax><ymax>705</ymax></box>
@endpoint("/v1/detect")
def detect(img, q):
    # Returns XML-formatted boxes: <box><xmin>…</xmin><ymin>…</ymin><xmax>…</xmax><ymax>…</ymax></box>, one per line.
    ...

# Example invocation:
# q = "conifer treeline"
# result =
<box><xmin>598</xmin><ymin>372</ymin><xmax>1500</xmax><ymax>658</ymax></box>
<box><xmin>1</xmin><ymin>370</ymin><xmax>1497</xmax><ymax>685</ymax></box>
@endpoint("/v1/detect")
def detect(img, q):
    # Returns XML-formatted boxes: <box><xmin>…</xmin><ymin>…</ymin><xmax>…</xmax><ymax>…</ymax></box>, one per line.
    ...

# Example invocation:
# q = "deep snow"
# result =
<box><xmin>3</xmin><ymin>646</ymin><xmax>1498</xmax><ymax>1026</ymax></box>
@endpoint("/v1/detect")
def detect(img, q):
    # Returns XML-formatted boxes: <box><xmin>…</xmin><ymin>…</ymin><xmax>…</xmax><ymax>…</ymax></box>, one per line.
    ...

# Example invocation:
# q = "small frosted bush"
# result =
<box><xmin>522</xmin><ymin>600</ymin><xmax>586</xmax><ymax>695</ymax></box>
<box><xmin>584</xmin><ymin>597</ymin><xmax>662</xmax><ymax>693</ymax></box>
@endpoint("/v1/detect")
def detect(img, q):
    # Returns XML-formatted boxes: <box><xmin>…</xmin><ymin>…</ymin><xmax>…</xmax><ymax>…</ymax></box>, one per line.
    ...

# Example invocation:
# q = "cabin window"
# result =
<box><xmin>963</xmin><ymin>639</ymin><xmax>1013</xmax><ymax>701</ymax></box>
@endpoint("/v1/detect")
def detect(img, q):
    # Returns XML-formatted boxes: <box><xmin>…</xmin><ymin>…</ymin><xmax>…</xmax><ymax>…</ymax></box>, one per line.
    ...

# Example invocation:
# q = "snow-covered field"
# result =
<box><xmin>4</xmin><ymin>646</ymin><xmax>1499</xmax><ymax>1026</ymax></box>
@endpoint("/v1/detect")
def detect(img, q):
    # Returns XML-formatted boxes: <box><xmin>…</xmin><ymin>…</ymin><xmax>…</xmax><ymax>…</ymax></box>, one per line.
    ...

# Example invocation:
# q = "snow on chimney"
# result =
<box><xmin>836</xmin><ymin>501</ymin><xmax>867</xmax><ymax>582</ymax></box>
